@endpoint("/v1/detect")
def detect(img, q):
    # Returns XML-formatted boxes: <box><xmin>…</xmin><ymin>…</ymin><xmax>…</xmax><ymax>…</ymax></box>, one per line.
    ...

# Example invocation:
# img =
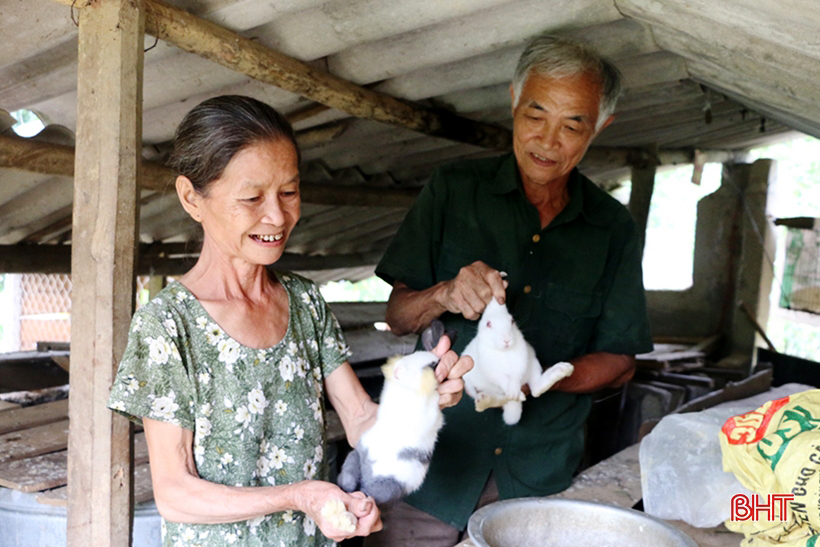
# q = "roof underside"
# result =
<box><xmin>1</xmin><ymin>0</ymin><xmax>817</xmax><ymax>283</ymax></box>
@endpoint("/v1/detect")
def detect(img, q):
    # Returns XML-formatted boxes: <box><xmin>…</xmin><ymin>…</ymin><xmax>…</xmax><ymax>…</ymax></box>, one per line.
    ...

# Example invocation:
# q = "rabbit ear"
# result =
<box><xmin>421</xmin><ymin>320</ymin><xmax>445</xmax><ymax>351</ymax></box>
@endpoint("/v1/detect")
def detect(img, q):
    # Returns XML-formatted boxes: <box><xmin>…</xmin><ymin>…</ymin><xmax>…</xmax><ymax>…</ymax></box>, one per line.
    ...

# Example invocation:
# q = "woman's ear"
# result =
<box><xmin>176</xmin><ymin>175</ymin><xmax>202</xmax><ymax>222</ymax></box>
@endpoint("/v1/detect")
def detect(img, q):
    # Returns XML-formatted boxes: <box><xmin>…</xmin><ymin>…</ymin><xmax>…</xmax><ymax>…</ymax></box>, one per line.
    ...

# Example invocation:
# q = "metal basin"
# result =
<box><xmin>468</xmin><ymin>498</ymin><xmax>697</xmax><ymax>547</ymax></box>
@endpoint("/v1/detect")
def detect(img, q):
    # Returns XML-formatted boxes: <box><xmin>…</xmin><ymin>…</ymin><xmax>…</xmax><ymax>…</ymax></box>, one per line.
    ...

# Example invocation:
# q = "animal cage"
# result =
<box><xmin>778</xmin><ymin>217</ymin><xmax>820</xmax><ymax>315</ymax></box>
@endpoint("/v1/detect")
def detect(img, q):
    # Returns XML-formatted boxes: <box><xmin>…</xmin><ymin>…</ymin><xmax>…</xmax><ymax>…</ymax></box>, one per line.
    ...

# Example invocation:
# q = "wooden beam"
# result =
<box><xmin>0</xmin><ymin>134</ymin><xmax>419</xmax><ymax>206</ymax></box>
<box><xmin>628</xmin><ymin>162</ymin><xmax>657</xmax><ymax>254</ymax></box>
<box><xmin>67</xmin><ymin>2</ymin><xmax>143</xmax><ymax>546</ymax></box>
<box><xmin>53</xmin><ymin>0</ymin><xmax>511</xmax><ymax>150</ymax></box>
<box><xmin>0</xmin><ymin>243</ymin><xmax>384</xmax><ymax>275</ymax></box>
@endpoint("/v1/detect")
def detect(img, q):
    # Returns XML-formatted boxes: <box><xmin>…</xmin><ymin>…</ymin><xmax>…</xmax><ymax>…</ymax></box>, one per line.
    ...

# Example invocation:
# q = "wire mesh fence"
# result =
<box><xmin>5</xmin><ymin>274</ymin><xmax>161</xmax><ymax>352</ymax></box>
<box><xmin>780</xmin><ymin>222</ymin><xmax>820</xmax><ymax>315</ymax></box>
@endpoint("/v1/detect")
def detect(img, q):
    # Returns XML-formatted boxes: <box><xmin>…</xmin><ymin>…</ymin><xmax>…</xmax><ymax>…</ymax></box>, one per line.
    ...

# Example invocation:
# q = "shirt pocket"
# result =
<box><xmin>534</xmin><ymin>283</ymin><xmax>602</xmax><ymax>352</ymax></box>
<box><xmin>437</xmin><ymin>241</ymin><xmax>499</xmax><ymax>282</ymax></box>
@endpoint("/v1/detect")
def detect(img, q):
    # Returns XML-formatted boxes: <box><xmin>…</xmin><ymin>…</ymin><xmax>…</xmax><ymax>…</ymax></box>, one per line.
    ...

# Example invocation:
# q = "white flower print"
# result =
<box><xmin>163</xmin><ymin>318</ymin><xmax>178</xmax><ymax>338</ymax></box>
<box><xmin>235</xmin><ymin>406</ymin><xmax>251</xmax><ymax>428</ymax></box>
<box><xmin>295</xmin><ymin>356</ymin><xmax>308</xmax><ymax>379</ymax></box>
<box><xmin>248</xmin><ymin>388</ymin><xmax>268</xmax><ymax>414</ymax></box>
<box><xmin>125</xmin><ymin>375</ymin><xmax>140</xmax><ymax>394</ymax></box>
<box><xmin>224</xmin><ymin>396</ymin><xmax>233</xmax><ymax>409</ymax></box>
<box><xmin>198</xmin><ymin>371</ymin><xmax>210</xmax><ymax>385</ymax></box>
<box><xmin>146</xmin><ymin>336</ymin><xmax>172</xmax><ymax>365</ymax></box>
<box><xmin>274</xmin><ymin>400</ymin><xmax>288</xmax><ymax>416</ymax></box>
<box><xmin>181</xmin><ymin>527</ymin><xmax>197</xmax><ymax>541</ymax></box>
<box><xmin>303</xmin><ymin>460</ymin><xmax>317</xmax><ymax>479</ymax></box>
<box><xmin>201</xmin><ymin>402</ymin><xmax>212</xmax><ymax>417</ymax></box>
<box><xmin>224</xmin><ymin>531</ymin><xmax>238</xmax><ymax>544</ymax></box>
<box><xmin>205</xmin><ymin>323</ymin><xmax>223</xmax><ymax>345</ymax></box>
<box><xmin>221</xmin><ymin>452</ymin><xmax>234</xmax><ymax>466</ymax></box>
<box><xmin>195</xmin><ymin>316</ymin><xmax>208</xmax><ymax>329</ymax></box>
<box><xmin>294</xmin><ymin>424</ymin><xmax>304</xmax><ymax>441</ymax></box>
<box><xmin>270</xmin><ymin>446</ymin><xmax>289</xmax><ymax>470</ymax></box>
<box><xmin>150</xmin><ymin>393</ymin><xmax>179</xmax><ymax>421</ymax></box>
<box><xmin>218</xmin><ymin>338</ymin><xmax>241</xmax><ymax>368</ymax></box>
<box><xmin>310</xmin><ymin>400</ymin><xmax>323</xmax><ymax>424</ymax></box>
<box><xmin>195</xmin><ymin>417</ymin><xmax>212</xmax><ymax>437</ymax></box>
<box><xmin>194</xmin><ymin>444</ymin><xmax>205</xmax><ymax>461</ymax></box>
<box><xmin>314</xmin><ymin>445</ymin><xmax>324</xmax><ymax>463</ymax></box>
<box><xmin>279</xmin><ymin>358</ymin><xmax>295</xmax><ymax>382</ymax></box>
<box><xmin>303</xmin><ymin>516</ymin><xmax>317</xmax><ymax>537</ymax></box>
<box><xmin>257</xmin><ymin>455</ymin><xmax>271</xmax><ymax>477</ymax></box>
<box><xmin>282</xmin><ymin>510</ymin><xmax>295</xmax><ymax>523</ymax></box>
<box><xmin>110</xmin><ymin>400</ymin><xmax>126</xmax><ymax>412</ymax></box>
<box><xmin>248</xmin><ymin>515</ymin><xmax>267</xmax><ymax>534</ymax></box>
<box><xmin>133</xmin><ymin>315</ymin><xmax>143</xmax><ymax>332</ymax></box>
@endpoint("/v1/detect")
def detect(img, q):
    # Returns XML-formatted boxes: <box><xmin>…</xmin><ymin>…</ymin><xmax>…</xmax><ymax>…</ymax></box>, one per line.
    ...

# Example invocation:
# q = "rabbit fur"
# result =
<box><xmin>462</xmin><ymin>299</ymin><xmax>574</xmax><ymax>425</ymax></box>
<box><xmin>337</xmin><ymin>322</ymin><xmax>448</xmax><ymax>505</ymax></box>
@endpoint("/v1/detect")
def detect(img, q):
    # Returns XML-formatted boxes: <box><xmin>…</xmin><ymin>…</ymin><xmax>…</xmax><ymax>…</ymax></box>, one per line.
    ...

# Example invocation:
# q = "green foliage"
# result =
<box><xmin>319</xmin><ymin>276</ymin><xmax>392</xmax><ymax>302</ymax></box>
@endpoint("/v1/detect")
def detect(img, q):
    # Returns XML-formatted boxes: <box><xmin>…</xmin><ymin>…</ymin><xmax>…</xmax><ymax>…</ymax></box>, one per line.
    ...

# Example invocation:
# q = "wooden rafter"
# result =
<box><xmin>53</xmin><ymin>0</ymin><xmax>512</xmax><ymax>150</ymax></box>
<box><xmin>0</xmin><ymin>134</ymin><xmax>420</xmax><ymax>207</ymax></box>
<box><xmin>0</xmin><ymin>243</ymin><xmax>384</xmax><ymax>275</ymax></box>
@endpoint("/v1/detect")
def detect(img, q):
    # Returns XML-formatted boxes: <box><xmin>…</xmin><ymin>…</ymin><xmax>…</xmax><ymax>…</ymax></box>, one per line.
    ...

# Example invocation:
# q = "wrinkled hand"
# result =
<box><xmin>431</xmin><ymin>333</ymin><xmax>473</xmax><ymax>409</ymax></box>
<box><xmin>295</xmin><ymin>481</ymin><xmax>382</xmax><ymax>542</ymax></box>
<box><xmin>438</xmin><ymin>261</ymin><xmax>507</xmax><ymax>320</ymax></box>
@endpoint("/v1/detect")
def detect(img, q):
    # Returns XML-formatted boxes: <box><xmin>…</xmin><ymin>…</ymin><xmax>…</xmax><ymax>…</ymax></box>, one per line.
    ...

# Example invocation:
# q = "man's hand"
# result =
<box><xmin>436</xmin><ymin>261</ymin><xmax>508</xmax><ymax>320</ymax></box>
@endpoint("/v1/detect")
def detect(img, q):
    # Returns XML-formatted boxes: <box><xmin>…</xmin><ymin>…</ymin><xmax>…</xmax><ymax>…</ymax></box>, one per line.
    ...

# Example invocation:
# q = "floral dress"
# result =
<box><xmin>108</xmin><ymin>272</ymin><xmax>351</xmax><ymax>547</ymax></box>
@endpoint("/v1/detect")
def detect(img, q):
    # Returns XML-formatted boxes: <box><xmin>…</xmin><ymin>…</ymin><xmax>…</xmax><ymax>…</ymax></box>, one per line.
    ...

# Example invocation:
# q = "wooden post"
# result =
<box><xmin>627</xmin><ymin>158</ymin><xmax>658</xmax><ymax>255</ymax></box>
<box><xmin>731</xmin><ymin>159</ymin><xmax>777</xmax><ymax>355</ymax></box>
<box><xmin>67</xmin><ymin>1</ymin><xmax>144</xmax><ymax>547</ymax></box>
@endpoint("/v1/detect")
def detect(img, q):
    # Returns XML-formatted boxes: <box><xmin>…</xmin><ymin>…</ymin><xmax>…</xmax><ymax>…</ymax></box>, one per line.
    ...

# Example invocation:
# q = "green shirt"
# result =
<box><xmin>108</xmin><ymin>272</ymin><xmax>351</xmax><ymax>547</ymax></box>
<box><xmin>376</xmin><ymin>153</ymin><xmax>653</xmax><ymax>529</ymax></box>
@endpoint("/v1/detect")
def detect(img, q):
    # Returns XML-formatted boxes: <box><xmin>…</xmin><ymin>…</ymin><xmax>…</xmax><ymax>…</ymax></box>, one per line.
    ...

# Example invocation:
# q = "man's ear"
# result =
<box><xmin>595</xmin><ymin>114</ymin><xmax>616</xmax><ymax>137</ymax></box>
<box><xmin>175</xmin><ymin>175</ymin><xmax>202</xmax><ymax>222</ymax></box>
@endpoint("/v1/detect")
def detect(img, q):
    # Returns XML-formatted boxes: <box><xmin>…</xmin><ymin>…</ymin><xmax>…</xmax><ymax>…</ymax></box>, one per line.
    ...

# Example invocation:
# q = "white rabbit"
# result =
<box><xmin>337</xmin><ymin>322</ymin><xmax>446</xmax><ymax>505</ymax></box>
<box><xmin>462</xmin><ymin>299</ymin><xmax>574</xmax><ymax>425</ymax></box>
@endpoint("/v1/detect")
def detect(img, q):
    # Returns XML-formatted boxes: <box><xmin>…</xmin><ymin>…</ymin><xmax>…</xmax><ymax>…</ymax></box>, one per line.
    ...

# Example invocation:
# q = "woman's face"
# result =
<box><xmin>193</xmin><ymin>138</ymin><xmax>300</xmax><ymax>266</ymax></box>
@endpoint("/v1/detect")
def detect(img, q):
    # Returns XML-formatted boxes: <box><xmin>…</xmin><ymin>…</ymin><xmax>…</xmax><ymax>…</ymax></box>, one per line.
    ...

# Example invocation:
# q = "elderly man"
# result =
<box><xmin>368</xmin><ymin>34</ymin><xmax>653</xmax><ymax>546</ymax></box>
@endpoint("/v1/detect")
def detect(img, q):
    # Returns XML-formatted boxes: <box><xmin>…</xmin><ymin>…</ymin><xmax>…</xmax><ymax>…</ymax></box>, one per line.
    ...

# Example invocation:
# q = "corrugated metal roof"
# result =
<box><xmin>1</xmin><ymin>0</ymin><xmax>817</xmax><ymax>282</ymax></box>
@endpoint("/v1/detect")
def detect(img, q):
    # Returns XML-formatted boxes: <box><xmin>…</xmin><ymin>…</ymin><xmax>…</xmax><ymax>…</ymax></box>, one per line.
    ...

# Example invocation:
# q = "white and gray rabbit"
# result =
<box><xmin>462</xmin><ymin>299</ymin><xmax>574</xmax><ymax>425</ymax></box>
<box><xmin>337</xmin><ymin>322</ymin><xmax>448</xmax><ymax>505</ymax></box>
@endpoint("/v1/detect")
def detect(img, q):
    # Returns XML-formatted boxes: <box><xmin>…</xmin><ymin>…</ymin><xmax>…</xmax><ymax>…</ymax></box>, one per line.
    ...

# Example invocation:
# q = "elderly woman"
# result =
<box><xmin>107</xmin><ymin>95</ymin><xmax>470</xmax><ymax>546</ymax></box>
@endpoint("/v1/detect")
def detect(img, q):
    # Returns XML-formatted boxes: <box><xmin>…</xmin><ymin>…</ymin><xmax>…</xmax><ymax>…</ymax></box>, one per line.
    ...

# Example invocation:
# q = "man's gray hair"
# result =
<box><xmin>512</xmin><ymin>34</ymin><xmax>622</xmax><ymax>130</ymax></box>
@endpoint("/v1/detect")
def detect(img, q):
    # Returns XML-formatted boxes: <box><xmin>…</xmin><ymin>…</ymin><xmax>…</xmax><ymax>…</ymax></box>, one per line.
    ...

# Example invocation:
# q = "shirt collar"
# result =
<box><xmin>490</xmin><ymin>153</ymin><xmax>611</xmax><ymax>228</ymax></box>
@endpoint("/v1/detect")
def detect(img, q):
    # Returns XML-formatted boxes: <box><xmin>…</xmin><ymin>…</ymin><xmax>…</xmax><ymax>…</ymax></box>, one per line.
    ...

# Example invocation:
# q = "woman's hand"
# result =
<box><xmin>431</xmin><ymin>333</ymin><xmax>473</xmax><ymax>409</ymax></box>
<box><xmin>290</xmin><ymin>480</ymin><xmax>382</xmax><ymax>541</ymax></box>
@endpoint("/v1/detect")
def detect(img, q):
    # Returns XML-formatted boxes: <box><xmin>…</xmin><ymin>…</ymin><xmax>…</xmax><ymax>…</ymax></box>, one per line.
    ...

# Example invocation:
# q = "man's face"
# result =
<box><xmin>511</xmin><ymin>71</ymin><xmax>613</xmax><ymax>189</ymax></box>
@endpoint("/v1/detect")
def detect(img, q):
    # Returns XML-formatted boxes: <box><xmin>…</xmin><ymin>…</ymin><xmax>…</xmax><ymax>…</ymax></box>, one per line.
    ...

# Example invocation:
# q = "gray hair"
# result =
<box><xmin>168</xmin><ymin>95</ymin><xmax>299</xmax><ymax>195</ymax></box>
<box><xmin>512</xmin><ymin>34</ymin><xmax>622</xmax><ymax>131</ymax></box>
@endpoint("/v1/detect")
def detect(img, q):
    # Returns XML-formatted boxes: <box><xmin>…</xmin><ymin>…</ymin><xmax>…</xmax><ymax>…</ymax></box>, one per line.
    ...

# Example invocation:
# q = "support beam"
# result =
<box><xmin>0</xmin><ymin>243</ymin><xmax>384</xmax><ymax>276</ymax></box>
<box><xmin>1</xmin><ymin>131</ymin><xmax>739</xmax><ymax>198</ymax></box>
<box><xmin>0</xmin><ymin>133</ymin><xmax>419</xmax><ymax>206</ymax></box>
<box><xmin>627</xmin><ymin>160</ymin><xmax>658</xmax><ymax>254</ymax></box>
<box><xmin>67</xmin><ymin>2</ymin><xmax>143</xmax><ymax>546</ymax></box>
<box><xmin>53</xmin><ymin>0</ymin><xmax>511</xmax><ymax>150</ymax></box>
<box><xmin>730</xmin><ymin>159</ymin><xmax>777</xmax><ymax>356</ymax></box>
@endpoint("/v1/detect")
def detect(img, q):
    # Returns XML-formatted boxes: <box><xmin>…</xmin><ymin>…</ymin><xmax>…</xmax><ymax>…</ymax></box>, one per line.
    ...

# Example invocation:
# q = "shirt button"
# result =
<box><xmin>532</xmin><ymin>234</ymin><xmax>541</xmax><ymax>243</ymax></box>
<box><xmin>494</xmin><ymin>447</ymin><xmax>503</xmax><ymax>455</ymax></box>
<box><xmin>523</xmin><ymin>285</ymin><xmax>532</xmax><ymax>294</ymax></box>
